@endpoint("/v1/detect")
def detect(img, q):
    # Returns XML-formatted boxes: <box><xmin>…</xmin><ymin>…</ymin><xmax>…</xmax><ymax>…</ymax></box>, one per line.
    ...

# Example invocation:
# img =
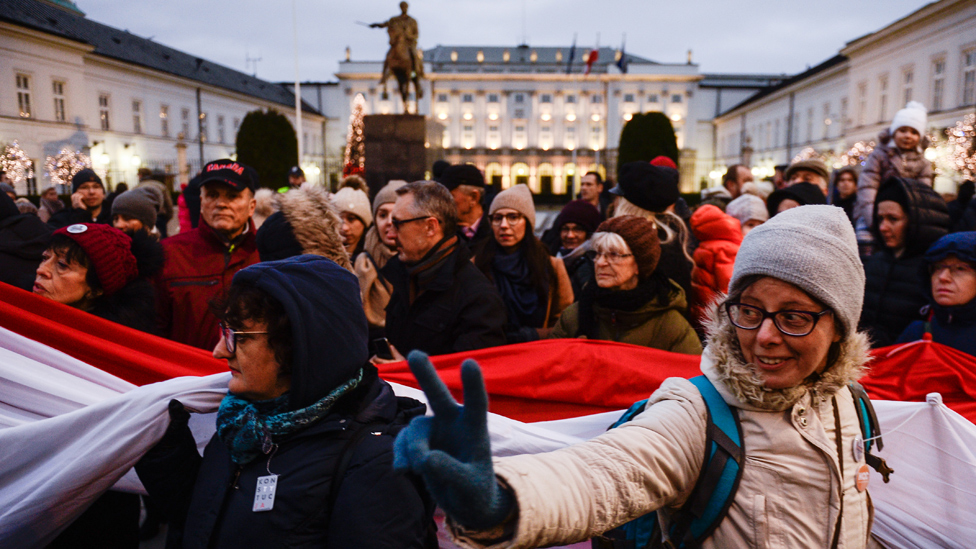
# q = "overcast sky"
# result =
<box><xmin>81</xmin><ymin>0</ymin><xmax>930</xmax><ymax>82</ymax></box>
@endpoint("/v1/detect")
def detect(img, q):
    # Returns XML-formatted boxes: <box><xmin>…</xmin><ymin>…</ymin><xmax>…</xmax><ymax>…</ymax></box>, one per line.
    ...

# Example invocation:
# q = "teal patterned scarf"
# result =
<box><xmin>216</xmin><ymin>368</ymin><xmax>364</xmax><ymax>465</ymax></box>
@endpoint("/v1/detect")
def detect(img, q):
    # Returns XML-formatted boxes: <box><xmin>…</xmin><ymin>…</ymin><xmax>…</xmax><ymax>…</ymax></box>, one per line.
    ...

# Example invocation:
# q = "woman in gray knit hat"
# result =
<box><xmin>395</xmin><ymin>205</ymin><xmax>885</xmax><ymax>549</ymax></box>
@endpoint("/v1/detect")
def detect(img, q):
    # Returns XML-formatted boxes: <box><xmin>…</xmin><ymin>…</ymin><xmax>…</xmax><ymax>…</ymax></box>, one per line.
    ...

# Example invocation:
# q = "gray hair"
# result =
<box><xmin>396</xmin><ymin>180</ymin><xmax>459</xmax><ymax>237</ymax></box>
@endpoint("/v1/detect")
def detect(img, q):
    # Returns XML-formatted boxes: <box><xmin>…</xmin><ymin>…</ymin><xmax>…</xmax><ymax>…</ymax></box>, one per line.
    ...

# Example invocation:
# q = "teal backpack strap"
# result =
<box><xmin>591</xmin><ymin>376</ymin><xmax>744</xmax><ymax>549</ymax></box>
<box><xmin>847</xmin><ymin>382</ymin><xmax>894</xmax><ymax>483</ymax></box>
<box><xmin>667</xmin><ymin>376</ymin><xmax>744</xmax><ymax>547</ymax></box>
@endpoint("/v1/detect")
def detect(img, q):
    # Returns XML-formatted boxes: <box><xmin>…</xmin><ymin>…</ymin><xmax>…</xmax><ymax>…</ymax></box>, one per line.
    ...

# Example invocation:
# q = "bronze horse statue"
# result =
<box><xmin>370</xmin><ymin>2</ymin><xmax>424</xmax><ymax>114</ymax></box>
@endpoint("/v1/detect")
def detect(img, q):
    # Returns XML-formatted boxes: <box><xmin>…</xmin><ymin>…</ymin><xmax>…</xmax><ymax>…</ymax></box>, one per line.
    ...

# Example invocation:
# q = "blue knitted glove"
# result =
<box><xmin>393</xmin><ymin>351</ymin><xmax>515</xmax><ymax>531</ymax></box>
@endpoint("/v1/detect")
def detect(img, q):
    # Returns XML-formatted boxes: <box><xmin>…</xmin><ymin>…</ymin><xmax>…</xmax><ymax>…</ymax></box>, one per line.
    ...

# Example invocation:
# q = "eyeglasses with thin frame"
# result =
<box><xmin>390</xmin><ymin>215</ymin><xmax>432</xmax><ymax>231</ymax></box>
<box><xmin>490</xmin><ymin>213</ymin><xmax>524</xmax><ymax>226</ymax></box>
<box><xmin>585</xmin><ymin>250</ymin><xmax>634</xmax><ymax>264</ymax></box>
<box><xmin>929</xmin><ymin>262</ymin><xmax>976</xmax><ymax>278</ymax></box>
<box><xmin>725</xmin><ymin>302</ymin><xmax>832</xmax><ymax>337</ymax></box>
<box><xmin>218</xmin><ymin>322</ymin><xmax>268</xmax><ymax>354</ymax></box>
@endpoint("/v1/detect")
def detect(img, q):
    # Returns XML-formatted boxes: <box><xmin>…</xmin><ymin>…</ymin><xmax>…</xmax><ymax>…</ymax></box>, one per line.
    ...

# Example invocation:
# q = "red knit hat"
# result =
<box><xmin>54</xmin><ymin>224</ymin><xmax>138</xmax><ymax>296</ymax></box>
<box><xmin>596</xmin><ymin>215</ymin><xmax>661</xmax><ymax>279</ymax></box>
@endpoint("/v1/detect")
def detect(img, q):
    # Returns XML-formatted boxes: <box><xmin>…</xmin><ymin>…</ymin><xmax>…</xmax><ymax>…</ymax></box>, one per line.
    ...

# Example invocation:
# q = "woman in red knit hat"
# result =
<box><xmin>33</xmin><ymin>222</ymin><xmax>164</xmax><ymax>548</ymax></box>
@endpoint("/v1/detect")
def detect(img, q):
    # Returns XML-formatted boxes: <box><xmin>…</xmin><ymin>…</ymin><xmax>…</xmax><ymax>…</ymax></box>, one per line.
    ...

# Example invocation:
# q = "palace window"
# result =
<box><xmin>160</xmin><ymin>105</ymin><xmax>170</xmax><ymax>137</ymax></box>
<box><xmin>52</xmin><ymin>81</ymin><xmax>66</xmax><ymax>122</ymax></box>
<box><xmin>932</xmin><ymin>58</ymin><xmax>946</xmax><ymax>111</ymax></box>
<box><xmin>217</xmin><ymin>115</ymin><xmax>226</xmax><ymax>144</ymax></box>
<box><xmin>132</xmin><ymin>100</ymin><xmax>143</xmax><ymax>134</ymax></box>
<box><xmin>16</xmin><ymin>74</ymin><xmax>31</xmax><ymax>118</ymax></box>
<box><xmin>99</xmin><ymin>94</ymin><xmax>110</xmax><ymax>130</ymax></box>
<box><xmin>181</xmin><ymin>108</ymin><xmax>191</xmax><ymax>138</ymax></box>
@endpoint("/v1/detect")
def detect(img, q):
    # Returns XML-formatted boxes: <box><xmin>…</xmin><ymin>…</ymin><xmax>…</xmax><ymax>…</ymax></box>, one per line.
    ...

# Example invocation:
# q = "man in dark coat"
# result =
<box><xmin>441</xmin><ymin>164</ymin><xmax>492</xmax><ymax>252</ymax></box>
<box><xmin>155</xmin><ymin>160</ymin><xmax>260</xmax><ymax>350</ymax></box>
<box><xmin>859</xmin><ymin>177</ymin><xmax>950</xmax><ymax>347</ymax></box>
<box><xmin>0</xmin><ymin>191</ymin><xmax>51</xmax><ymax>291</ymax></box>
<box><xmin>48</xmin><ymin>169</ymin><xmax>114</xmax><ymax>228</ymax></box>
<box><xmin>137</xmin><ymin>255</ymin><xmax>433</xmax><ymax>548</ymax></box>
<box><xmin>383</xmin><ymin>180</ymin><xmax>506</xmax><ymax>357</ymax></box>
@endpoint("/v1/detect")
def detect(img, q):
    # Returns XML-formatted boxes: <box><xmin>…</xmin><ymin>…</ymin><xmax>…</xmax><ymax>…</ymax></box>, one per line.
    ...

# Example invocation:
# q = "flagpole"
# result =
<box><xmin>293</xmin><ymin>0</ymin><xmax>303</xmax><ymax>169</ymax></box>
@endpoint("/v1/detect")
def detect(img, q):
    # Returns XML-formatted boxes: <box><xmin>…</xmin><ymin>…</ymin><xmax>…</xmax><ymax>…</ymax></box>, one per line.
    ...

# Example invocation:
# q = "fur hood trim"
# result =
<box><xmin>702</xmin><ymin>295</ymin><xmax>872</xmax><ymax>411</ymax></box>
<box><xmin>276</xmin><ymin>186</ymin><xmax>352</xmax><ymax>271</ymax></box>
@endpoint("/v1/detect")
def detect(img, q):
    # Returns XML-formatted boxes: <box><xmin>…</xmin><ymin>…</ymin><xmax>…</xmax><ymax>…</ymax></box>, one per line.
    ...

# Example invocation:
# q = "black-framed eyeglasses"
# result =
<box><xmin>490</xmin><ymin>212</ymin><xmax>524</xmax><ymax>226</ymax></box>
<box><xmin>218</xmin><ymin>322</ymin><xmax>268</xmax><ymax>354</ymax></box>
<box><xmin>390</xmin><ymin>215</ymin><xmax>432</xmax><ymax>230</ymax></box>
<box><xmin>725</xmin><ymin>302</ymin><xmax>832</xmax><ymax>337</ymax></box>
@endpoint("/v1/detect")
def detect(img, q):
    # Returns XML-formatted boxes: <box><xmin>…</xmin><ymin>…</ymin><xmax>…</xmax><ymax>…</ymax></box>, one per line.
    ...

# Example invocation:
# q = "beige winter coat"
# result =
<box><xmin>452</xmin><ymin>307</ymin><xmax>876</xmax><ymax>549</ymax></box>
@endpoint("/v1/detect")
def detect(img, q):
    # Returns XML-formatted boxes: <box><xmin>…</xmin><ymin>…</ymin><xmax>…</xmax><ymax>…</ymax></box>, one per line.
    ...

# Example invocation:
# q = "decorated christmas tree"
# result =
<box><xmin>343</xmin><ymin>93</ymin><xmax>366</xmax><ymax>177</ymax></box>
<box><xmin>45</xmin><ymin>149</ymin><xmax>92</xmax><ymax>191</ymax></box>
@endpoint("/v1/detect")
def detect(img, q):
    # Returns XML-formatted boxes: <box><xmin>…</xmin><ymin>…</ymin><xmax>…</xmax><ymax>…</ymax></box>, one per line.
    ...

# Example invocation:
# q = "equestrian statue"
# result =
<box><xmin>370</xmin><ymin>2</ymin><xmax>424</xmax><ymax>113</ymax></box>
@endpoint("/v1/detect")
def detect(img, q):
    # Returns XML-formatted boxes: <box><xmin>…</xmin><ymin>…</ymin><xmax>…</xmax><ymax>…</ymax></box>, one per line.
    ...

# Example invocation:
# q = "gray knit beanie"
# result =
<box><xmin>727</xmin><ymin>205</ymin><xmax>864</xmax><ymax>338</ymax></box>
<box><xmin>373</xmin><ymin>180</ymin><xmax>407</xmax><ymax>217</ymax></box>
<box><xmin>332</xmin><ymin>186</ymin><xmax>373</xmax><ymax>226</ymax></box>
<box><xmin>111</xmin><ymin>186</ymin><xmax>162</xmax><ymax>229</ymax></box>
<box><xmin>726</xmin><ymin>194</ymin><xmax>769</xmax><ymax>226</ymax></box>
<box><xmin>489</xmin><ymin>184</ymin><xmax>536</xmax><ymax>227</ymax></box>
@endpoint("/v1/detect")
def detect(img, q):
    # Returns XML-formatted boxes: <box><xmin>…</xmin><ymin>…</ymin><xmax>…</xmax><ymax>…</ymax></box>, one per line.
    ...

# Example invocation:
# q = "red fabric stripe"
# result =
<box><xmin>377</xmin><ymin>339</ymin><xmax>703</xmax><ymax>421</ymax></box>
<box><xmin>0</xmin><ymin>282</ymin><xmax>224</xmax><ymax>385</ymax></box>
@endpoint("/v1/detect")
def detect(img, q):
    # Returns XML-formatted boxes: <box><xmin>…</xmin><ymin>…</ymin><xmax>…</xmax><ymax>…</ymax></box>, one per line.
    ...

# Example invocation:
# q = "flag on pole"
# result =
<box><xmin>565</xmin><ymin>34</ymin><xmax>577</xmax><ymax>75</ymax></box>
<box><xmin>584</xmin><ymin>47</ymin><xmax>599</xmax><ymax>76</ymax></box>
<box><xmin>616</xmin><ymin>35</ymin><xmax>628</xmax><ymax>74</ymax></box>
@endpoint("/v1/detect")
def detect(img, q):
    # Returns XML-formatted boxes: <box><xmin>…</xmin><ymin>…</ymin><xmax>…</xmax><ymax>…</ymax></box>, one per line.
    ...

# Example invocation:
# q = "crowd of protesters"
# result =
<box><xmin>0</xmin><ymin>97</ymin><xmax>974</xmax><ymax>548</ymax></box>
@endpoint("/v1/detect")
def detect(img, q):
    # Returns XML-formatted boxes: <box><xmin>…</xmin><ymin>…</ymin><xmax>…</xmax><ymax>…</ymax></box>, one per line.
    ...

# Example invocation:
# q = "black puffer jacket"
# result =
<box><xmin>383</xmin><ymin>241</ymin><xmax>507</xmax><ymax>356</ymax></box>
<box><xmin>859</xmin><ymin>177</ymin><xmax>950</xmax><ymax>347</ymax></box>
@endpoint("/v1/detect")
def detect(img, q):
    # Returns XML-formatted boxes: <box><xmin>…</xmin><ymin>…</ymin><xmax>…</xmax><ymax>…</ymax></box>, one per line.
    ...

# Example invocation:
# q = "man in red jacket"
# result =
<box><xmin>155</xmin><ymin>160</ymin><xmax>260</xmax><ymax>349</ymax></box>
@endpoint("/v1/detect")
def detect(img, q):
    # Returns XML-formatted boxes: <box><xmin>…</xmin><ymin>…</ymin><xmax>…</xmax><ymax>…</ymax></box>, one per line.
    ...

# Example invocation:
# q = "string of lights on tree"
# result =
<box><xmin>1</xmin><ymin>141</ymin><xmax>34</xmax><ymax>185</ymax></box>
<box><xmin>44</xmin><ymin>149</ymin><xmax>92</xmax><ymax>189</ymax></box>
<box><xmin>945</xmin><ymin>114</ymin><xmax>975</xmax><ymax>177</ymax></box>
<box><xmin>343</xmin><ymin>93</ymin><xmax>366</xmax><ymax>177</ymax></box>
<box><xmin>840</xmin><ymin>141</ymin><xmax>876</xmax><ymax>167</ymax></box>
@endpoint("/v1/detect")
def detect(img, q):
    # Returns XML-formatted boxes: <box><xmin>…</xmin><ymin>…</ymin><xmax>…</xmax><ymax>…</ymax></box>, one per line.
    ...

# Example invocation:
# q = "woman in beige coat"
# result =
<box><xmin>353</xmin><ymin>180</ymin><xmax>406</xmax><ymax>334</ymax></box>
<box><xmin>395</xmin><ymin>205</ymin><xmax>880</xmax><ymax>549</ymax></box>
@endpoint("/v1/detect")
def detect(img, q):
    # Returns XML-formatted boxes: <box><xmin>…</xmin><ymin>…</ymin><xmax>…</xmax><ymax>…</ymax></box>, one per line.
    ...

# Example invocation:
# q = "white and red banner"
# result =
<box><xmin>1</xmin><ymin>282</ymin><xmax>975</xmax><ymax>548</ymax></box>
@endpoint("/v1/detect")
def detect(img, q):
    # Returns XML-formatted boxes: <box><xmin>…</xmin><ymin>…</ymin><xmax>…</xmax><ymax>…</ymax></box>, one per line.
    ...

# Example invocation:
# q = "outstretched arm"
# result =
<box><xmin>393</xmin><ymin>351</ymin><xmax>515</xmax><ymax>531</ymax></box>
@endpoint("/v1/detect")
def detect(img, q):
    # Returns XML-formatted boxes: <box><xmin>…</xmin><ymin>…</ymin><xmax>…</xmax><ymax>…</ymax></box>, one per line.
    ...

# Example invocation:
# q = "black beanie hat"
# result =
<box><xmin>610</xmin><ymin>161</ymin><xmax>680</xmax><ymax>213</ymax></box>
<box><xmin>256</xmin><ymin>212</ymin><xmax>304</xmax><ymax>261</ymax></box>
<box><xmin>432</xmin><ymin>160</ymin><xmax>451</xmax><ymax>182</ymax></box>
<box><xmin>440</xmin><ymin>164</ymin><xmax>485</xmax><ymax>191</ymax></box>
<box><xmin>554</xmin><ymin>199</ymin><xmax>603</xmax><ymax>234</ymax></box>
<box><xmin>766</xmin><ymin>182</ymin><xmax>827</xmax><ymax>217</ymax></box>
<box><xmin>875</xmin><ymin>177</ymin><xmax>911</xmax><ymax>211</ymax></box>
<box><xmin>72</xmin><ymin>169</ymin><xmax>103</xmax><ymax>193</ymax></box>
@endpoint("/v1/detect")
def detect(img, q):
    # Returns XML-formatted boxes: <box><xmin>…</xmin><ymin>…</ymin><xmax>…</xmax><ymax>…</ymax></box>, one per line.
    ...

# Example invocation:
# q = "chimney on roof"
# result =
<box><xmin>345</xmin><ymin>46</ymin><xmax>351</xmax><ymax>62</ymax></box>
<box><xmin>687</xmin><ymin>49</ymin><xmax>693</xmax><ymax>64</ymax></box>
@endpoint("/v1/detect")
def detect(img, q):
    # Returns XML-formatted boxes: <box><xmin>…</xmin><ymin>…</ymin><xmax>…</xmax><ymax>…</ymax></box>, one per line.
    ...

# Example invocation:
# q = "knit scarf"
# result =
<box><xmin>577</xmin><ymin>273</ymin><xmax>670</xmax><ymax>339</ymax></box>
<box><xmin>216</xmin><ymin>368</ymin><xmax>364</xmax><ymax>465</ymax></box>
<box><xmin>406</xmin><ymin>235</ymin><xmax>459</xmax><ymax>303</ymax></box>
<box><xmin>364</xmin><ymin>226</ymin><xmax>397</xmax><ymax>272</ymax></box>
<box><xmin>492</xmin><ymin>248</ymin><xmax>546</xmax><ymax>329</ymax></box>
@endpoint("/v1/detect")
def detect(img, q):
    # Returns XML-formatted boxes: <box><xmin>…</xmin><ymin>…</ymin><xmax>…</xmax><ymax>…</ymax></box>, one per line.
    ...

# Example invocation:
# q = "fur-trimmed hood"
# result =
<box><xmin>701</xmin><ymin>297</ymin><xmax>872</xmax><ymax>411</ymax></box>
<box><xmin>276</xmin><ymin>186</ymin><xmax>351</xmax><ymax>270</ymax></box>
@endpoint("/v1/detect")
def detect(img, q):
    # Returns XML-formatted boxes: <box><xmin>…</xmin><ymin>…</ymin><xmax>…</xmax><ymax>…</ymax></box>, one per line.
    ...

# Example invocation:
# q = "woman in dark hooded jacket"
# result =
<box><xmin>859</xmin><ymin>177</ymin><xmax>950</xmax><ymax>348</ymax></box>
<box><xmin>896</xmin><ymin>232</ymin><xmax>976</xmax><ymax>356</ymax></box>
<box><xmin>135</xmin><ymin>255</ymin><xmax>433</xmax><ymax>549</ymax></box>
<box><xmin>0</xmin><ymin>190</ymin><xmax>52</xmax><ymax>291</ymax></box>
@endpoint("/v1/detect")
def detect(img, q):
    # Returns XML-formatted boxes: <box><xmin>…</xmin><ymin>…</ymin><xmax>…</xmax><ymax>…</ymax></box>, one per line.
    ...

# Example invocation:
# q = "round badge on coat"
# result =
<box><xmin>856</xmin><ymin>464</ymin><xmax>870</xmax><ymax>492</ymax></box>
<box><xmin>852</xmin><ymin>435</ymin><xmax>864</xmax><ymax>462</ymax></box>
<box><xmin>66</xmin><ymin>224</ymin><xmax>88</xmax><ymax>234</ymax></box>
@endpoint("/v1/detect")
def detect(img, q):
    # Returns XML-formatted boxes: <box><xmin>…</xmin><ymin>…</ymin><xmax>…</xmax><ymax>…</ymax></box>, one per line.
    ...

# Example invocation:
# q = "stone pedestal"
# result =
<box><xmin>363</xmin><ymin>114</ymin><xmax>426</xmax><ymax>197</ymax></box>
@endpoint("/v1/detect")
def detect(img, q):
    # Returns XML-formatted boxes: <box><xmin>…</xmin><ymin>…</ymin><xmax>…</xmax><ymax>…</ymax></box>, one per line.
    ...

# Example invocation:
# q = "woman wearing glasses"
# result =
<box><xmin>549</xmin><ymin>215</ymin><xmax>702</xmax><ymax>355</ymax></box>
<box><xmin>896</xmin><ymin>231</ymin><xmax>976</xmax><ymax>356</ymax></box>
<box><xmin>135</xmin><ymin>255</ymin><xmax>433</xmax><ymax>548</ymax></box>
<box><xmin>473</xmin><ymin>184</ymin><xmax>573</xmax><ymax>342</ymax></box>
<box><xmin>395</xmin><ymin>205</ymin><xmax>881</xmax><ymax>548</ymax></box>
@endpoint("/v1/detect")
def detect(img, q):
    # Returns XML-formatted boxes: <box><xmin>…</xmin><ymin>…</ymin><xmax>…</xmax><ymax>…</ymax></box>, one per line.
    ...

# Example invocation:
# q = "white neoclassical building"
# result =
<box><xmin>714</xmin><ymin>0</ymin><xmax>975</xmax><ymax>193</ymax></box>
<box><xmin>301</xmin><ymin>46</ymin><xmax>780</xmax><ymax>194</ymax></box>
<box><xmin>0</xmin><ymin>0</ymin><xmax>326</xmax><ymax>194</ymax></box>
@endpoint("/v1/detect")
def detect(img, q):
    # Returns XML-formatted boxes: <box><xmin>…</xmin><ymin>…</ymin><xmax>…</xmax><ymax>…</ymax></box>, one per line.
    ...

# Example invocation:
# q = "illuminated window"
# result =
<box><xmin>160</xmin><ymin>105</ymin><xmax>169</xmax><ymax>137</ymax></box>
<box><xmin>99</xmin><ymin>95</ymin><xmax>110</xmax><ymax>130</ymax></box>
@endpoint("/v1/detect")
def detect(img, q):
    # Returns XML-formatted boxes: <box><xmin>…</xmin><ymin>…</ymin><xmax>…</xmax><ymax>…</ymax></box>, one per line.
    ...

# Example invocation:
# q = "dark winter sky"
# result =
<box><xmin>80</xmin><ymin>0</ymin><xmax>930</xmax><ymax>82</ymax></box>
